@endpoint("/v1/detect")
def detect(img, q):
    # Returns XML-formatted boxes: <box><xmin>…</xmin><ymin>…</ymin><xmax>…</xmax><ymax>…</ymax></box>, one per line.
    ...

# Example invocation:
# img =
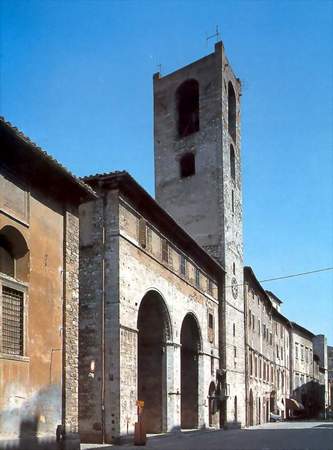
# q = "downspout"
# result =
<box><xmin>101</xmin><ymin>187</ymin><xmax>107</xmax><ymax>443</ymax></box>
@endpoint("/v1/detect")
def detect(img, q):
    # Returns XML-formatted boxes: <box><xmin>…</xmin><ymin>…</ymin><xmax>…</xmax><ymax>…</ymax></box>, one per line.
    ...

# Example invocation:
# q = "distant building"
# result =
<box><xmin>0</xmin><ymin>118</ymin><xmax>95</xmax><ymax>450</ymax></box>
<box><xmin>328</xmin><ymin>346</ymin><xmax>333</xmax><ymax>412</ymax></box>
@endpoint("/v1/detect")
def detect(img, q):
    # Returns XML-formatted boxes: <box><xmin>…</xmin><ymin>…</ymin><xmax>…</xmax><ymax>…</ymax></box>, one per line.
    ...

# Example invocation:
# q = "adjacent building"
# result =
<box><xmin>0</xmin><ymin>118</ymin><xmax>96</xmax><ymax>449</ymax></box>
<box><xmin>244</xmin><ymin>267</ymin><xmax>290</xmax><ymax>426</ymax></box>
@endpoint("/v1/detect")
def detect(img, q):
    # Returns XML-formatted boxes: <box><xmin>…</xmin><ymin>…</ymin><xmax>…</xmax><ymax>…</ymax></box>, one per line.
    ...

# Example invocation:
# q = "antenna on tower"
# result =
<box><xmin>157</xmin><ymin>63</ymin><xmax>162</xmax><ymax>74</ymax></box>
<box><xmin>206</xmin><ymin>25</ymin><xmax>220</xmax><ymax>46</ymax></box>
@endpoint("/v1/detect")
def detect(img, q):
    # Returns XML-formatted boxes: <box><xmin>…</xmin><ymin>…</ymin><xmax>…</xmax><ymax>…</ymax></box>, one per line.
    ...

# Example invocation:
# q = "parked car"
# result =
<box><xmin>269</xmin><ymin>412</ymin><xmax>282</xmax><ymax>422</ymax></box>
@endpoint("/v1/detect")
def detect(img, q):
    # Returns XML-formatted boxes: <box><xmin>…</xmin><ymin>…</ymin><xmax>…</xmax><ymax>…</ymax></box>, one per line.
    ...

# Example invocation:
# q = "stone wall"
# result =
<box><xmin>78</xmin><ymin>189</ymin><xmax>221</xmax><ymax>443</ymax></box>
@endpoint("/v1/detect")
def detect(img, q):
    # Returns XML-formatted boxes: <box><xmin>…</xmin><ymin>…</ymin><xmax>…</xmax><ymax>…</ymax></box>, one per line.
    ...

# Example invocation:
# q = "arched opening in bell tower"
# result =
<box><xmin>228</xmin><ymin>81</ymin><xmax>236</xmax><ymax>143</ymax></box>
<box><xmin>176</xmin><ymin>79</ymin><xmax>199</xmax><ymax>138</ymax></box>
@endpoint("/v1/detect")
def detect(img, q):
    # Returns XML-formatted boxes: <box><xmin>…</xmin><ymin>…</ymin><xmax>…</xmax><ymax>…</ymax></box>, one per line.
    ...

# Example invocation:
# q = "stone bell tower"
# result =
<box><xmin>153</xmin><ymin>41</ymin><xmax>245</xmax><ymax>427</ymax></box>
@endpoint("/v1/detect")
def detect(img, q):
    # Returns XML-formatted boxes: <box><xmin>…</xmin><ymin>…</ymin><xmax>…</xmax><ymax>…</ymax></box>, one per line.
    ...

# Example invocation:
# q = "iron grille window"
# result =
<box><xmin>2</xmin><ymin>286</ymin><xmax>24</xmax><ymax>355</ymax></box>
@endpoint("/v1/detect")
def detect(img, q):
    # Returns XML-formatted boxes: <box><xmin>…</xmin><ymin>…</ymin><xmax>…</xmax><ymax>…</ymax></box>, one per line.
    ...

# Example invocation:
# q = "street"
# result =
<box><xmin>81</xmin><ymin>421</ymin><xmax>333</xmax><ymax>450</ymax></box>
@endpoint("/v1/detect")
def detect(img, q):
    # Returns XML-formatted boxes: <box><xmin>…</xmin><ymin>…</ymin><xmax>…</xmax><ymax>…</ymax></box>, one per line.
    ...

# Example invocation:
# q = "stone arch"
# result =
<box><xmin>180</xmin><ymin>310</ymin><xmax>203</xmax><ymax>351</ymax></box>
<box><xmin>137</xmin><ymin>290</ymin><xmax>172</xmax><ymax>433</ymax></box>
<box><xmin>137</xmin><ymin>288</ymin><xmax>173</xmax><ymax>341</ymax></box>
<box><xmin>0</xmin><ymin>225</ymin><xmax>29</xmax><ymax>281</ymax></box>
<box><xmin>180</xmin><ymin>312</ymin><xmax>202</xmax><ymax>429</ymax></box>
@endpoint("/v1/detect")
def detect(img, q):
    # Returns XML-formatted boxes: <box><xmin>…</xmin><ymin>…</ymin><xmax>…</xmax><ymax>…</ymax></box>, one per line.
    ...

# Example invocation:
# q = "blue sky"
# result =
<box><xmin>1</xmin><ymin>0</ymin><xmax>332</xmax><ymax>343</ymax></box>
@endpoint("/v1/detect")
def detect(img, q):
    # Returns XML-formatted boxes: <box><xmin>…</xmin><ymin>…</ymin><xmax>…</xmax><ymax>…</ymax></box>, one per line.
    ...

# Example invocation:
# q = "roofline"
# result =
<box><xmin>266</xmin><ymin>290</ymin><xmax>283</xmax><ymax>304</ymax></box>
<box><xmin>291</xmin><ymin>321</ymin><xmax>315</xmax><ymax>339</ymax></box>
<box><xmin>83</xmin><ymin>171</ymin><xmax>225</xmax><ymax>278</ymax></box>
<box><xmin>244</xmin><ymin>266</ymin><xmax>291</xmax><ymax>327</ymax></box>
<box><xmin>1</xmin><ymin>117</ymin><xmax>97</xmax><ymax>200</ymax></box>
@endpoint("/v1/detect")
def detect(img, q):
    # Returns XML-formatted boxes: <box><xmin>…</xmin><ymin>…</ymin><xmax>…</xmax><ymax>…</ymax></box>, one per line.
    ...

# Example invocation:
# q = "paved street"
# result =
<box><xmin>81</xmin><ymin>421</ymin><xmax>333</xmax><ymax>450</ymax></box>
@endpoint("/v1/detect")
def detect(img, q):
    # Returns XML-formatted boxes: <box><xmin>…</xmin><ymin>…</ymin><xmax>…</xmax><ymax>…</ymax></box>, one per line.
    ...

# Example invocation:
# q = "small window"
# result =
<box><xmin>180</xmin><ymin>254</ymin><xmax>186</xmax><ymax>276</ymax></box>
<box><xmin>233</xmin><ymin>323</ymin><xmax>236</xmax><ymax>337</ymax></box>
<box><xmin>195</xmin><ymin>268</ymin><xmax>200</xmax><ymax>288</ymax></box>
<box><xmin>176</xmin><ymin>79</ymin><xmax>199</xmax><ymax>138</ymax></box>
<box><xmin>208</xmin><ymin>313</ymin><xmax>214</xmax><ymax>329</ymax></box>
<box><xmin>138</xmin><ymin>218</ymin><xmax>147</xmax><ymax>248</ymax></box>
<box><xmin>208</xmin><ymin>312</ymin><xmax>214</xmax><ymax>343</ymax></box>
<box><xmin>230</xmin><ymin>144</ymin><xmax>236</xmax><ymax>181</ymax></box>
<box><xmin>161</xmin><ymin>238</ymin><xmax>169</xmax><ymax>263</ymax></box>
<box><xmin>232</xmin><ymin>262</ymin><xmax>236</xmax><ymax>275</ymax></box>
<box><xmin>231</xmin><ymin>190</ymin><xmax>235</xmax><ymax>213</ymax></box>
<box><xmin>207</xmin><ymin>279</ymin><xmax>213</xmax><ymax>295</ymax></box>
<box><xmin>180</xmin><ymin>152</ymin><xmax>195</xmax><ymax>178</ymax></box>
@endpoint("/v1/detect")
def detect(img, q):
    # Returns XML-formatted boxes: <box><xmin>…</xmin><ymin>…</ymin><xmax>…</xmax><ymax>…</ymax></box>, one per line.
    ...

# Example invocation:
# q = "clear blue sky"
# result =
<box><xmin>1</xmin><ymin>0</ymin><xmax>332</xmax><ymax>343</ymax></box>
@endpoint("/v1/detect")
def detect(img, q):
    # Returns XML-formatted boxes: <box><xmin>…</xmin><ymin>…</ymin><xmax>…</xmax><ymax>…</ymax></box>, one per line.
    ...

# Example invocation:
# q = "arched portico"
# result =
<box><xmin>137</xmin><ymin>290</ymin><xmax>172</xmax><ymax>433</ymax></box>
<box><xmin>180</xmin><ymin>313</ymin><xmax>202</xmax><ymax>429</ymax></box>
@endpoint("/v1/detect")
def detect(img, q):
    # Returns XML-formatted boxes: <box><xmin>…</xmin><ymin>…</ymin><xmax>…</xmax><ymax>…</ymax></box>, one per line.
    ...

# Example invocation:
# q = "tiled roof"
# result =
<box><xmin>0</xmin><ymin>116</ymin><xmax>97</xmax><ymax>199</ymax></box>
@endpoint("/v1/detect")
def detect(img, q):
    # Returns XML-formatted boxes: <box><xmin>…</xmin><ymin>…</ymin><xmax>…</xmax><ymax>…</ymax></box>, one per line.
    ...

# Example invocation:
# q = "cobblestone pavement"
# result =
<box><xmin>81</xmin><ymin>421</ymin><xmax>333</xmax><ymax>450</ymax></box>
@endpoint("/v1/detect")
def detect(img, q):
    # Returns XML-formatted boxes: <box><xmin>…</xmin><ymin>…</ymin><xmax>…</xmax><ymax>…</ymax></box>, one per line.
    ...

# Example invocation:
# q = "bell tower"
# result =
<box><xmin>153</xmin><ymin>41</ymin><xmax>245</xmax><ymax>427</ymax></box>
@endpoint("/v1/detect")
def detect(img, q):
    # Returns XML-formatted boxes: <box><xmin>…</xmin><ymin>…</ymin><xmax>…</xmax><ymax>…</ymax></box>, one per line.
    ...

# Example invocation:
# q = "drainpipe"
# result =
<box><xmin>100</xmin><ymin>186</ymin><xmax>107</xmax><ymax>443</ymax></box>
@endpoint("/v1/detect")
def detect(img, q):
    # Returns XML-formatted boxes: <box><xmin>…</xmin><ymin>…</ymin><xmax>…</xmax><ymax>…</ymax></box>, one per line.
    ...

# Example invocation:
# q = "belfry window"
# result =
<box><xmin>176</xmin><ymin>79</ymin><xmax>199</xmax><ymax>138</ymax></box>
<box><xmin>180</xmin><ymin>152</ymin><xmax>195</xmax><ymax>178</ymax></box>
<box><xmin>228</xmin><ymin>81</ymin><xmax>236</xmax><ymax>143</ymax></box>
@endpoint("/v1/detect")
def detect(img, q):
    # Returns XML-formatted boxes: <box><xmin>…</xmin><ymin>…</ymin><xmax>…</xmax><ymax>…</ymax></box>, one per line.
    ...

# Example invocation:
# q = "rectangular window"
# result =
<box><xmin>248</xmin><ymin>310</ymin><xmax>252</xmax><ymax>328</ymax></box>
<box><xmin>231</xmin><ymin>189</ymin><xmax>235</xmax><ymax>213</ymax></box>
<box><xmin>270</xmin><ymin>332</ymin><xmax>273</xmax><ymax>345</ymax></box>
<box><xmin>2</xmin><ymin>286</ymin><xmax>24</xmax><ymax>356</ymax></box>
<box><xmin>208</xmin><ymin>279</ymin><xmax>213</xmax><ymax>295</ymax></box>
<box><xmin>276</xmin><ymin>345</ymin><xmax>279</xmax><ymax>359</ymax></box>
<box><xmin>258</xmin><ymin>319</ymin><xmax>261</xmax><ymax>335</ymax></box>
<box><xmin>138</xmin><ymin>218</ymin><xmax>147</xmax><ymax>248</ymax></box>
<box><xmin>295</xmin><ymin>343</ymin><xmax>299</xmax><ymax>359</ymax></box>
<box><xmin>208</xmin><ymin>313</ymin><xmax>213</xmax><ymax>329</ymax></box>
<box><xmin>252</xmin><ymin>314</ymin><xmax>255</xmax><ymax>330</ymax></box>
<box><xmin>301</xmin><ymin>345</ymin><xmax>304</xmax><ymax>361</ymax></box>
<box><xmin>195</xmin><ymin>268</ymin><xmax>200</xmax><ymax>288</ymax></box>
<box><xmin>180</xmin><ymin>254</ymin><xmax>186</xmax><ymax>276</ymax></box>
<box><xmin>208</xmin><ymin>312</ymin><xmax>214</xmax><ymax>343</ymax></box>
<box><xmin>161</xmin><ymin>238</ymin><xmax>169</xmax><ymax>263</ymax></box>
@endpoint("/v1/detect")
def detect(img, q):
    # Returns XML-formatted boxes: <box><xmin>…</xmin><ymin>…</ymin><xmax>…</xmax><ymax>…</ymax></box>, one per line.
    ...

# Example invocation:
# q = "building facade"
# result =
<box><xmin>0</xmin><ymin>118</ymin><xmax>95</xmax><ymax>450</ymax></box>
<box><xmin>78</xmin><ymin>172</ymin><xmax>224</xmax><ymax>443</ymax></box>
<box><xmin>328</xmin><ymin>346</ymin><xmax>333</xmax><ymax>414</ymax></box>
<box><xmin>244</xmin><ymin>267</ymin><xmax>290</xmax><ymax>426</ymax></box>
